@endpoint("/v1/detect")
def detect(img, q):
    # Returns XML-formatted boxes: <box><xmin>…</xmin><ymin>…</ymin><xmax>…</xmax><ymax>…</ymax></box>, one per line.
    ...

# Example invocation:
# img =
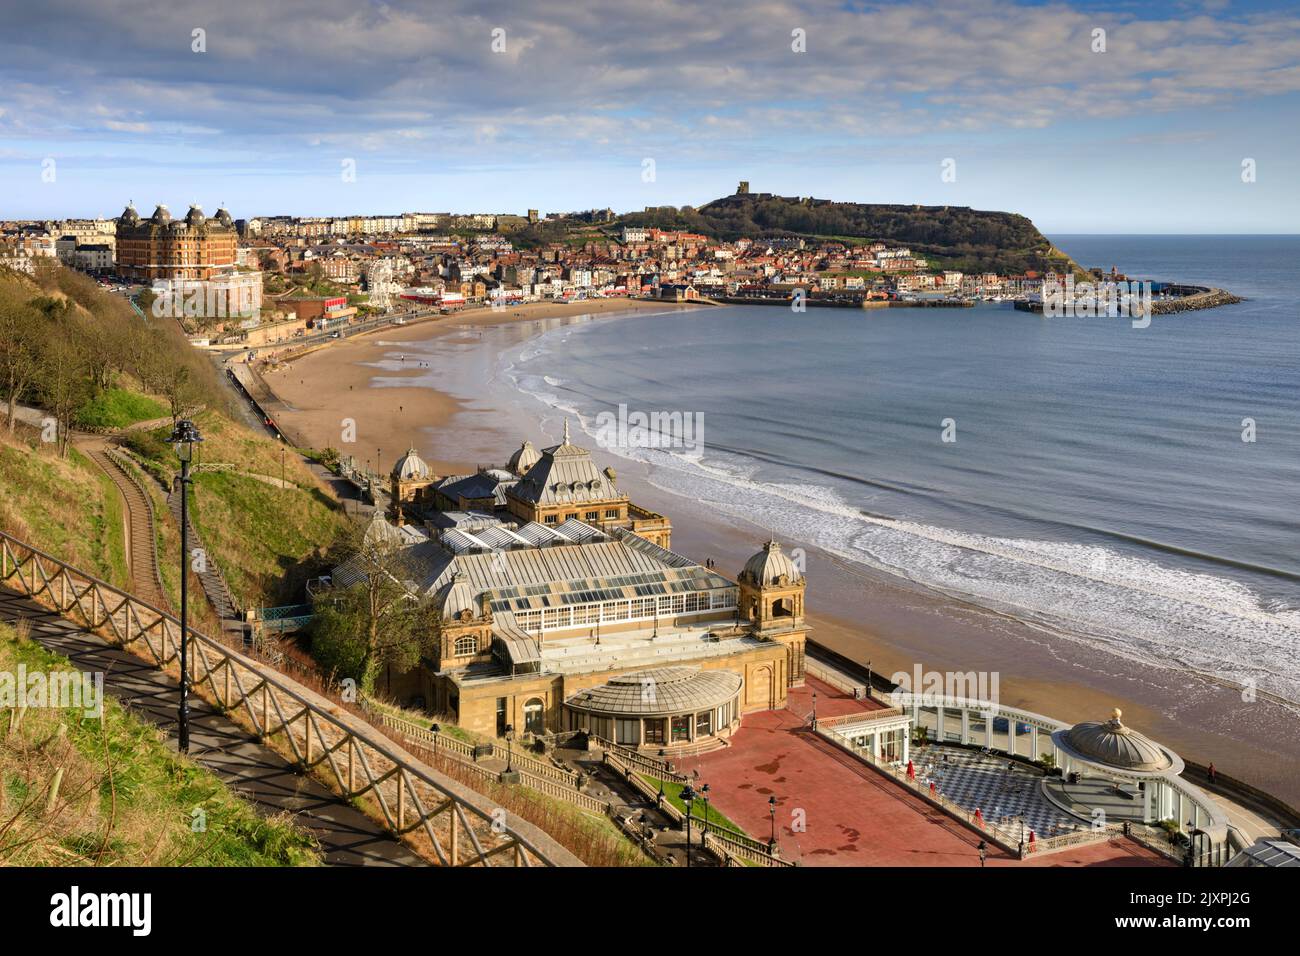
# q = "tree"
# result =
<box><xmin>38</xmin><ymin>335</ymin><xmax>90</xmax><ymax>458</ymax></box>
<box><xmin>0</xmin><ymin>278</ymin><xmax>44</xmax><ymax>433</ymax></box>
<box><xmin>310</xmin><ymin>518</ymin><xmax>438</xmax><ymax>695</ymax></box>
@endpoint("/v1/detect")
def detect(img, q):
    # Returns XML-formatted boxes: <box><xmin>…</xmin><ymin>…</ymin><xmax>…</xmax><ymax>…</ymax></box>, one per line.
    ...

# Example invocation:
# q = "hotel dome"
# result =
<box><xmin>1057</xmin><ymin>708</ymin><xmax>1178</xmax><ymax>775</ymax></box>
<box><xmin>392</xmin><ymin>447</ymin><xmax>432</xmax><ymax>481</ymax></box>
<box><xmin>184</xmin><ymin>204</ymin><xmax>206</xmax><ymax>227</ymax></box>
<box><xmin>741</xmin><ymin>540</ymin><xmax>802</xmax><ymax>587</ymax></box>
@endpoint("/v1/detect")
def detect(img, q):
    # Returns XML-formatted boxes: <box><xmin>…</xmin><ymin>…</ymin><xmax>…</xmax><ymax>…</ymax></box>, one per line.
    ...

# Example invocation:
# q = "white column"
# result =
<box><xmin>1007</xmin><ymin>719</ymin><xmax>1017</xmax><ymax>757</ymax></box>
<box><xmin>960</xmin><ymin>710</ymin><xmax>970</xmax><ymax>745</ymax></box>
<box><xmin>1143</xmin><ymin>784</ymin><xmax>1152</xmax><ymax>823</ymax></box>
<box><xmin>936</xmin><ymin>706</ymin><xmax>946</xmax><ymax>743</ymax></box>
<box><xmin>985</xmin><ymin>712</ymin><xmax>994</xmax><ymax>749</ymax></box>
<box><xmin>902</xmin><ymin>727</ymin><xmax>910</xmax><ymax>766</ymax></box>
<box><xmin>1030</xmin><ymin>729</ymin><xmax>1040</xmax><ymax>760</ymax></box>
<box><xmin>871</xmin><ymin>732</ymin><xmax>881</xmax><ymax>761</ymax></box>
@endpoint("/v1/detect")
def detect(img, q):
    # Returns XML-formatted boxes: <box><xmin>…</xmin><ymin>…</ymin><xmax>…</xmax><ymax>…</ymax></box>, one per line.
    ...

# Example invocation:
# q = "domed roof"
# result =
<box><xmin>184</xmin><ymin>204</ymin><xmax>206</xmax><ymax>226</ymax></box>
<box><xmin>214</xmin><ymin>207</ymin><xmax>233</xmax><ymax>227</ymax></box>
<box><xmin>566</xmin><ymin>666</ymin><xmax>743</xmax><ymax>717</ymax></box>
<box><xmin>150</xmin><ymin>204</ymin><xmax>171</xmax><ymax>225</ymax></box>
<box><xmin>1063</xmin><ymin>709</ymin><xmax>1173</xmax><ymax>773</ymax></box>
<box><xmin>435</xmin><ymin>572</ymin><xmax>478</xmax><ymax>620</ymax></box>
<box><xmin>741</xmin><ymin>540</ymin><xmax>802</xmax><ymax>587</ymax></box>
<box><xmin>392</xmin><ymin>447</ymin><xmax>431</xmax><ymax>481</ymax></box>
<box><xmin>507</xmin><ymin>440</ymin><xmax>541</xmax><ymax>475</ymax></box>
<box><xmin>119</xmin><ymin>203</ymin><xmax>139</xmax><ymax>225</ymax></box>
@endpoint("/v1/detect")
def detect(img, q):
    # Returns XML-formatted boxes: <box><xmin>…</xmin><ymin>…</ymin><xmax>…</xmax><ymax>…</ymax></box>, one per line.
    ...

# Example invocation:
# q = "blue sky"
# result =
<box><xmin>1</xmin><ymin>0</ymin><xmax>1297</xmax><ymax>231</ymax></box>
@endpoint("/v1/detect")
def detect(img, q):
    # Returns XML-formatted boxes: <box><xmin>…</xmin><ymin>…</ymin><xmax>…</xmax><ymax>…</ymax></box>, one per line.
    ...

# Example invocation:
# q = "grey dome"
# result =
<box><xmin>1064</xmin><ymin>709</ymin><xmax>1172</xmax><ymax>773</ymax></box>
<box><xmin>184</xmin><ymin>205</ymin><xmax>206</xmax><ymax>226</ymax></box>
<box><xmin>741</xmin><ymin>540</ymin><xmax>802</xmax><ymax>587</ymax></box>
<box><xmin>565</xmin><ymin>666</ymin><xmax>742</xmax><ymax>718</ymax></box>
<box><xmin>120</xmin><ymin>203</ymin><xmax>139</xmax><ymax>225</ymax></box>
<box><xmin>214</xmin><ymin>207</ymin><xmax>234</xmax><ymax>227</ymax></box>
<box><xmin>435</xmin><ymin>572</ymin><xmax>478</xmax><ymax>620</ymax></box>
<box><xmin>150</xmin><ymin>204</ymin><xmax>171</xmax><ymax>225</ymax></box>
<box><xmin>507</xmin><ymin>440</ymin><xmax>541</xmax><ymax>476</ymax></box>
<box><xmin>392</xmin><ymin>447</ymin><xmax>431</xmax><ymax>481</ymax></box>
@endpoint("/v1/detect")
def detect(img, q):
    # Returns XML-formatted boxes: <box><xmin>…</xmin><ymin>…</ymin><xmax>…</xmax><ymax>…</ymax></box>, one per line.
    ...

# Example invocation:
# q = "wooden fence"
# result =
<box><xmin>0</xmin><ymin>529</ymin><xmax>581</xmax><ymax>868</ymax></box>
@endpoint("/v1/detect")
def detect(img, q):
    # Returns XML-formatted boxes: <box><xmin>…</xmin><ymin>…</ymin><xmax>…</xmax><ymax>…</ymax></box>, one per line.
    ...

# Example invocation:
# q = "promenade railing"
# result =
<box><xmin>0</xmin><ymin>528</ymin><xmax>581</xmax><ymax>867</ymax></box>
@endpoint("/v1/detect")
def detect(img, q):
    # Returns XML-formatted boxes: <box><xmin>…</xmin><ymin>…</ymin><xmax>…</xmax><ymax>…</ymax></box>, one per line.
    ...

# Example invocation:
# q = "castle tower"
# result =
<box><xmin>738</xmin><ymin>540</ymin><xmax>808</xmax><ymax>685</ymax></box>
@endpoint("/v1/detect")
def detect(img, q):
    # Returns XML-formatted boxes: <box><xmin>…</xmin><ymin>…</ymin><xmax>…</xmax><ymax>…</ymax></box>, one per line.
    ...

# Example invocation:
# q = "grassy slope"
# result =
<box><xmin>121</xmin><ymin>408</ymin><xmax>350</xmax><ymax>609</ymax></box>
<box><xmin>0</xmin><ymin>430</ymin><xmax>129</xmax><ymax>589</ymax></box>
<box><xmin>74</xmin><ymin>386</ymin><xmax>167</xmax><ymax>430</ymax></box>
<box><xmin>0</xmin><ymin>623</ymin><xmax>320</xmax><ymax>866</ymax></box>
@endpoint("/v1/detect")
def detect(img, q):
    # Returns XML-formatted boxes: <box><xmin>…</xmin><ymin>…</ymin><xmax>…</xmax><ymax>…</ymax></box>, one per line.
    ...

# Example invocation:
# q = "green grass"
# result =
<box><xmin>0</xmin><ymin>434</ymin><xmax>130</xmax><ymax>588</ymax></box>
<box><xmin>638</xmin><ymin>774</ymin><xmax>744</xmax><ymax>832</ymax></box>
<box><xmin>75</xmin><ymin>388</ymin><xmax>167</xmax><ymax>430</ymax></box>
<box><xmin>0</xmin><ymin>623</ymin><xmax>320</xmax><ymax>866</ymax></box>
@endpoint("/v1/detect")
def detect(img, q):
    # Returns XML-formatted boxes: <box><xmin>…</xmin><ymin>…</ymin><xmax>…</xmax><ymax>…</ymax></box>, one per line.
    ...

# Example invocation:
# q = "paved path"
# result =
<box><xmin>0</xmin><ymin>586</ymin><xmax>424</xmax><ymax>866</ymax></box>
<box><xmin>79</xmin><ymin>438</ymin><xmax>171</xmax><ymax>611</ymax></box>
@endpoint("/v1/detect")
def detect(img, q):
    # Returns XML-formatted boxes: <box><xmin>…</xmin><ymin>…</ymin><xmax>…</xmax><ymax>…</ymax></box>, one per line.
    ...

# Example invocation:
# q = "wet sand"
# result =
<box><xmin>261</xmin><ymin>305</ymin><xmax>1300</xmax><ymax>807</ymax></box>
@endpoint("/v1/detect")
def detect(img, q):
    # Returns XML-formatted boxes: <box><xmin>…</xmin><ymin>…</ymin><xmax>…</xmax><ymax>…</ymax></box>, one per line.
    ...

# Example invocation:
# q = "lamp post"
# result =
<box><xmin>699</xmin><ymin>782</ymin><xmax>711</xmax><ymax>834</ymax></box>
<box><xmin>768</xmin><ymin>794</ymin><xmax>778</xmax><ymax>851</ymax></box>
<box><xmin>169</xmin><ymin>419</ymin><xmax>203</xmax><ymax>754</ymax></box>
<box><xmin>978</xmin><ymin>839</ymin><xmax>988</xmax><ymax>868</ymax></box>
<box><xmin>681</xmin><ymin>784</ymin><xmax>696</xmax><ymax>868</ymax></box>
<box><xmin>504</xmin><ymin>723</ymin><xmax>514</xmax><ymax>773</ymax></box>
<box><xmin>810</xmin><ymin>689</ymin><xmax>818</xmax><ymax>730</ymax></box>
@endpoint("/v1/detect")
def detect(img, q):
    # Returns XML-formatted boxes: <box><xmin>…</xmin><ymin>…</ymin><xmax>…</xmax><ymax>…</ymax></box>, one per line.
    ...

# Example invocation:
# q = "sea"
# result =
<box><xmin>491</xmin><ymin>236</ymin><xmax>1300</xmax><ymax>706</ymax></box>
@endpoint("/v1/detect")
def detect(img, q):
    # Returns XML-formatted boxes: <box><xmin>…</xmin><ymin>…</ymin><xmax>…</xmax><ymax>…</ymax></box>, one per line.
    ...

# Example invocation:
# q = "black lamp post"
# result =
<box><xmin>699</xmin><ymin>782</ymin><xmax>711</xmax><ymax>833</ymax></box>
<box><xmin>768</xmin><ymin>794</ymin><xmax>778</xmax><ymax>850</ymax></box>
<box><xmin>681</xmin><ymin>784</ymin><xmax>696</xmax><ymax>868</ymax></box>
<box><xmin>504</xmin><ymin>723</ymin><xmax>514</xmax><ymax>773</ymax></box>
<box><xmin>169</xmin><ymin>418</ymin><xmax>203</xmax><ymax>754</ymax></box>
<box><xmin>811</xmin><ymin>689</ymin><xmax>818</xmax><ymax>730</ymax></box>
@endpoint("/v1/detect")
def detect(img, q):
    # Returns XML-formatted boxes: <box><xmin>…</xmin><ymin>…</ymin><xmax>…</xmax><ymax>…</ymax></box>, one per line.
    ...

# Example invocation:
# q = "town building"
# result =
<box><xmin>115</xmin><ymin>203</ymin><xmax>238</xmax><ymax>281</ymax></box>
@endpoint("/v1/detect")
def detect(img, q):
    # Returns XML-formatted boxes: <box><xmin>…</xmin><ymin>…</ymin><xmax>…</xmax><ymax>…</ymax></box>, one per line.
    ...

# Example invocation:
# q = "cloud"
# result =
<box><xmin>0</xmin><ymin>0</ymin><xmax>1296</xmax><ymax>213</ymax></box>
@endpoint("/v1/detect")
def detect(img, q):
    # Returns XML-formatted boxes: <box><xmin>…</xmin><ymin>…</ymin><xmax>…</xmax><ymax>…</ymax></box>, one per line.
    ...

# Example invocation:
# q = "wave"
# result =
<box><xmin>497</xmin><ymin>318</ymin><xmax>1300</xmax><ymax>707</ymax></box>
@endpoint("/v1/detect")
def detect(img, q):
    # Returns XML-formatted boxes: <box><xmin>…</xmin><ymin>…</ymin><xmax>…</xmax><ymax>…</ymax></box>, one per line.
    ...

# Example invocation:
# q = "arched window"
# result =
<box><xmin>454</xmin><ymin>635</ymin><xmax>478</xmax><ymax>657</ymax></box>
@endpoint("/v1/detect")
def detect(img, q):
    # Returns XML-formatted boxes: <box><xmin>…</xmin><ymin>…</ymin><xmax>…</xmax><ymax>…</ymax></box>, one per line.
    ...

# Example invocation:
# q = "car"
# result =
<box><xmin>992</xmin><ymin>717</ymin><xmax>1034</xmax><ymax>735</ymax></box>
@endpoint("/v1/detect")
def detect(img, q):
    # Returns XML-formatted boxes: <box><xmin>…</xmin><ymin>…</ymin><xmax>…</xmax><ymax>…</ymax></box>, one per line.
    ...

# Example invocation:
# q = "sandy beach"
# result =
<box><xmin>257</xmin><ymin>303</ymin><xmax>1300</xmax><ymax>806</ymax></box>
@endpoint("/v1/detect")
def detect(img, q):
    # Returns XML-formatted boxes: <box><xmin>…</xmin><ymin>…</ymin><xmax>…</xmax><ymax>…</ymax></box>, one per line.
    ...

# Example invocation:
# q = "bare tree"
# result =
<box><xmin>0</xmin><ymin>278</ymin><xmax>44</xmax><ymax>433</ymax></box>
<box><xmin>311</xmin><ymin>517</ymin><xmax>438</xmax><ymax>695</ymax></box>
<box><xmin>38</xmin><ymin>335</ymin><xmax>90</xmax><ymax>458</ymax></box>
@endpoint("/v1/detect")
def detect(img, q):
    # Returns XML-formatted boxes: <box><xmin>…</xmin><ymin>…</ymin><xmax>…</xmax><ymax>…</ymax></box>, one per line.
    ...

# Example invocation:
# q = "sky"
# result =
<box><xmin>1</xmin><ymin>0</ymin><xmax>1298</xmax><ymax>232</ymax></box>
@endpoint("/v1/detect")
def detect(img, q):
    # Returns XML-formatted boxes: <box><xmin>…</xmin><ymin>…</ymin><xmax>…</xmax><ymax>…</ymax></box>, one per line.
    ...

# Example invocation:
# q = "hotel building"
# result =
<box><xmin>115</xmin><ymin>203</ymin><xmax>238</xmax><ymax>281</ymax></box>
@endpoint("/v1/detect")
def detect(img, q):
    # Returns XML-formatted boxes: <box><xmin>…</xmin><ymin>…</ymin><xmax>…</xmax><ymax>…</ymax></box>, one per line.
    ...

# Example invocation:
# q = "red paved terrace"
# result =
<box><xmin>675</xmin><ymin>676</ymin><xmax>1171</xmax><ymax>867</ymax></box>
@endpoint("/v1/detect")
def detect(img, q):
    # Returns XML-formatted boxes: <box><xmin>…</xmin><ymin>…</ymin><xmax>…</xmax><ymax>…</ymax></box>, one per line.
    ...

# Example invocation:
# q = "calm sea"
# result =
<box><xmin>497</xmin><ymin>236</ymin><xmax>1300</xmax><ymax>704</ymax></box>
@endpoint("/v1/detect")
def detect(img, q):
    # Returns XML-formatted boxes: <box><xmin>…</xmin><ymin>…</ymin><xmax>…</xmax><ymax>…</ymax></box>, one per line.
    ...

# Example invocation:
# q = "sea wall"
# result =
<box><xmin>1150</xmin><ymin>286</ymin><xmax>1243</xmax><ymax>315</ymax></box>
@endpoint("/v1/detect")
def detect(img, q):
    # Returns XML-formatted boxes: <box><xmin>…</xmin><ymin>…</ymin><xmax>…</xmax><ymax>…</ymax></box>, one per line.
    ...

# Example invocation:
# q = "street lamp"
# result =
<box><xmin>768</xmin><ymin>794</ymin><xmax>778</xmax><ymax>850</ymax></box>
<box><xmin>681</xmin><ymin>784</ymin><xmax>697</xmax><ymax>868</ymax></box>
<box><xmin>699</xmin><ymin>782</ymin><xmax>711</xmax><ymax>834</ymax></box>
<box><xmin>169</xmin><ymin>419</ymin><xmax>203</xmax><ymax>754</ymax></box>
<box><xmin>504</xmin><ymin>723</ymin><xmax>514</xmax><ymax>773</ymax></box>
<box><xmin>811</xmin><ymin>690</ymin><xmax>818</xmax><ymax>730</ymax></box>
